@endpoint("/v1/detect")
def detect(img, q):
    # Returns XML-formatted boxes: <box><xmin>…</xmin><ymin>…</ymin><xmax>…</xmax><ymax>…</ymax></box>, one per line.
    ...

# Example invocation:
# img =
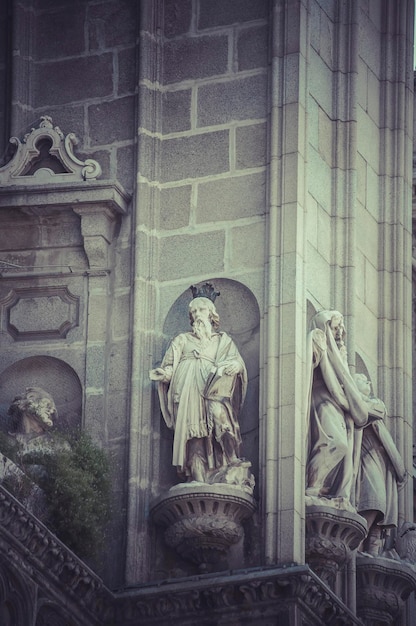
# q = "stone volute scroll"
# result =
<box><xmin>0</xmin><ymin>115</ymin><xmax>102</xmax><ymax>184</ymax></box>
<box><xmin>149</xmin><ymin>284</ymin><xmax>256</xmax><ymax>570</ymax></box>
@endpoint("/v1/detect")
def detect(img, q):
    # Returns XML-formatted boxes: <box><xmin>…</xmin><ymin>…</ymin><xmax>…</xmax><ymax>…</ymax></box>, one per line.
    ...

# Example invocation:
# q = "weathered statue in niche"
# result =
<box><xmin>7</xmin><ymin>386</ymin><xmax>70</xmax><ymax>467</ymax></box>
<box><xmin>8</xmin><ymin>386</ymin><xmax>56</xmax><ymax>438</ymax></box>
<box><xmin>354</xmin><ymin>373</ymin><xmax>406</xmax><ymax>556</ymax></box>
<box><xmin>305</xmin><ymin>310</ymin><xmax>368</xmax><ymax>506</ymax></box>
<box><xmin>150</xmin><ymin>284</ymin><xmax>253</xmax><ymax>490</ymax></box>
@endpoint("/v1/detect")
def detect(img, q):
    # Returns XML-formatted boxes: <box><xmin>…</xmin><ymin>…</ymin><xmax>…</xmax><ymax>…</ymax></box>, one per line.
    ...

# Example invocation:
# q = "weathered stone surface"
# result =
<box><xmin>159</xmin><ymin>131</ymin><xmax>230</xmax><ymax>182</ymax></box>
<box><xmin>116</xmin><ymin>143</ymin><xmax>135</xmax><ymax>193</ymax></box>
<box><xmin>35</xmin><ymin>7</ymin><xmax>86</xmax><ymax>60</ymax></box>
<box><xmin>164</xmin><ymin>0</ymin><xmax>192</xmax><ymax>38</ymax></box>
<box><xmin>197</xmin><ymin>172</ymin><xmax>266</xmax><ymax>223</ymax></box>
<box><xmin>118</xmin><ymin>47</ymin><xmax>137</xmax><ymax>96</ymax></box>
<box><xmin>34</xmin><ymin>55</ymin><xmax>114</xmax><ymax>107</ymax></box>
<box><xmin>197</xmin><ymin>75</ymin><xmax>267</xmax><ymax>127</ymax></box>
<box><xmin>89</xmin><ymin>96</ymin><xmax>136</xmax><ymax>145</ymax></box>
<box><xmin>160</xmin><ymin>185</ymin><xmax>192</xmax><ymax>230</ymax></box>
<box><xmin>163</xmin><ymin>36</ymin><xmax>228</xmax><ymax>85</ymax></box>
<box><xmin>230</xmin><ymin>221</ymin><xmax>265</xmax><ymax>269</ymax></box>
<box><xmin>162</xmin><ymin>89</ymin><xmax>192</xmax><ymax>134</ymax></box>
<box><xmin>198</xmin><ymin>0</ymin><xmax>268</xmax><ymax>29</ymax></box>
<box><xmin>237</xmin><ymin>25</ymin><xmax>268</xmax><ymax>71</ymax></box>
<box><xmin>88</xmin><ymin>0</ymin><xmax>137</xmax><ymax>49</ymax></box>
<box><xmin>159</xmin><ymin>231</ymin><xmax>225</xmax><ymax>280</ymax></box>
<box><xmin>235</xmin><ymin>123</ymin><xmax>267</xmax><ymax>169</ymax></box>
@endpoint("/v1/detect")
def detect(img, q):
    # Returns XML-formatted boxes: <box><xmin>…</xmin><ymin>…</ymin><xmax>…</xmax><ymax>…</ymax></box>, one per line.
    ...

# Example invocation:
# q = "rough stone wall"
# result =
<box><xmin>1</xmin><ymin>0</ymin><xmax>139</xmax><ymax>588</ymax></box>
<box><xmin>140</xmin><ymin>0</ymin><xmax>269</xmax><ymax>304</ymax></box>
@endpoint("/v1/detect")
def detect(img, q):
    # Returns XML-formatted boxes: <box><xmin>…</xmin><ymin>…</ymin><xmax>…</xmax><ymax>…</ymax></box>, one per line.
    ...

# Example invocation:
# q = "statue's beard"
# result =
<box><xmin>192</xmin><ymin>318</ymin><xmax>212</xmax><ymax>342</ymax></box>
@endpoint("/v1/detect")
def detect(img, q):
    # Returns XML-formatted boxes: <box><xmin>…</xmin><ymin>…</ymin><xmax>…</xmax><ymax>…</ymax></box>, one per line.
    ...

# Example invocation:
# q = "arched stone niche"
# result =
<box><xmin>158</xmin><ymin>279</ymin><xmax>260</xmax><ymax>492</ymax></box>
<box><xmin>0</xmin><ymin>356</ymin><xmax>82</xmax><ymax>433</ymax></box>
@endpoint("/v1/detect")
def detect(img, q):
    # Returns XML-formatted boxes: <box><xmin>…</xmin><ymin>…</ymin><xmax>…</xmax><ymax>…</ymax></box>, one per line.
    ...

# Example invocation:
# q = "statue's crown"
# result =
<box><xmin>190</xmin><ymin>282</ymin><xmax>220</xmax><ymax>302</ymax></box>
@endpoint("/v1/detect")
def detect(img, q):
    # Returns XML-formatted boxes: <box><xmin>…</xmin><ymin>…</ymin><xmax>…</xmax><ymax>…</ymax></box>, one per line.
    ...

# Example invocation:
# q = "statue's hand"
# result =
<box><xmin>149</xmin><ymin>367</ymin><xmax>166</xmax><ymax>381</ymax></box>
<box><xmin>224</xmin><ymin>362</ymin><xmax>240</xmax><ymax>376</ymax></box>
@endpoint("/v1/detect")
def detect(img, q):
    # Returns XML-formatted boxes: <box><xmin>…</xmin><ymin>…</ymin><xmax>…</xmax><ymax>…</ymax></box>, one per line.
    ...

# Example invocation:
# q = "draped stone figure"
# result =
<box><xmin>354</xmin><ymin>373</ymin><xmax>406</xmax><ymax>556</ymax></box>
<box><xmin>150</xmin><ymin>285</ymin><xmax>250</xmax><ymax>486</ymax></box>
<box><xmin>305</xmin><ymin>311</ymin><xmax>368</xmax><ymax>506</ymax></box>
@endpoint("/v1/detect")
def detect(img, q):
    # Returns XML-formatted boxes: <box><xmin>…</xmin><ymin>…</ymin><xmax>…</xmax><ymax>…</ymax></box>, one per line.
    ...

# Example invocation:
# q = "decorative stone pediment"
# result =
<box><xmin>0</xmin><ymin>116</ymin><xmax>101</xmax><ymax>184</ymax></box>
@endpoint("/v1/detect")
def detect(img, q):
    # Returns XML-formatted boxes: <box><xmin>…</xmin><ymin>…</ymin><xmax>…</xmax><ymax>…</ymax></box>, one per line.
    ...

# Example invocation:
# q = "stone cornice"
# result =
<box><xmin>0</xmin><ymin>179</ymin><xmax>130</xmax><ymax>215</ymax></box>
<box><xmin>114</xmin><ymin>565</ymin><xmax>362</xmax><ymax>625</ymax></box>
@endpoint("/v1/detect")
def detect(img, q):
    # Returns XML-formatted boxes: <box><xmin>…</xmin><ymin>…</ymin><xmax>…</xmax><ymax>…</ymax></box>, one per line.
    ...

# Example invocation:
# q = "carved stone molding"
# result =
<box><xmin>356</xmin><ymin>554</ymin><xmax>416</xmax><ymax>625</ymax></box>
<box><xmin>305</xmin><ymin>504</ymin><xmax>367</xmax><ymax>588</ymax></box>
<box><xmin>0</xmin><ymin>116</ymin><xmax>101</xmax><ymax>184</ymax></box>
<box><xmin>150</xmin><ymin>484</ymin><xmax>256</xmax><ymax>568</ymax></box>
<box><xmin>114</xmin><ymin>565</ymin><xmax>362</xmax><ymax>625</ymax></box>
<box><xmin>0</xmin><ymin>286</ymin><xmax>79</xmax><ymax>341</ymax></box>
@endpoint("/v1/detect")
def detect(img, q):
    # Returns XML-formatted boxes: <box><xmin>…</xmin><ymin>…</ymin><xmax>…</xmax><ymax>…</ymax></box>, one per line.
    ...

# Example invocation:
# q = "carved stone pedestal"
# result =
<box><xmin>150</xmin><ymin>484</ymin><xmax>256</xmax><ymax>569</ymax></box>
<box><xmin>356</xmin><ymin>554</ymin><xmax>416</xmax><ymax>625</ymax></box>
<box><xmin>305</xmin><ymin>504</ymin><xmax>367</xmax><ymax>588</ymax></box>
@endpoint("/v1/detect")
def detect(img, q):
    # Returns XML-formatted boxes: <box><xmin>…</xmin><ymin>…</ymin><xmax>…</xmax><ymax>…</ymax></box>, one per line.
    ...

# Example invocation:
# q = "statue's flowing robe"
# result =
<box><xmin>358</xmin><ymin>411</ymin><xmax>405</xmax><ymax>527</ymax></box>
<box><xmin>157</xmin><ymin>331</ymin><xmax>247</xmax><ymax>475</ymax></box>
<box><xmin>305</xmin><ymin>311</ymin><xmax>368</xmax><ymax>501</ymax></box>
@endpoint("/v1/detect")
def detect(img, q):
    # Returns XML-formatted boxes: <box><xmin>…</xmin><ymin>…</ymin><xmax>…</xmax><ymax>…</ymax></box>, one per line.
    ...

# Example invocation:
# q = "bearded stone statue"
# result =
<box><xmin>150</xmin><ymin>284</ymin><xmax>251</xmax><ymax>487</ymax></box>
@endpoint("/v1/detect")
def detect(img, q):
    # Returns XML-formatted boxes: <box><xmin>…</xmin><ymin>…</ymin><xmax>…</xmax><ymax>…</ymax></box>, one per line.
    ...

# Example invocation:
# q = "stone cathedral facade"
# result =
<box><xmin>0</xmin><ymin>1</ymin><xmax>415</xmax><ymax>624</ymax></box>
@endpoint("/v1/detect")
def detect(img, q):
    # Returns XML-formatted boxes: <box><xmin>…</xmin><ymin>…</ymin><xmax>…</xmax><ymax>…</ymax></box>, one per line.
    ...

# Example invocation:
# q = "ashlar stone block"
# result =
<box><xmin>198</xmin><ymin>0</ymin><xmax>268</xmax><ymax>29</ymax></box>
<box><xmin>159</xmin><ymin>131</ymin><xmax>229</xmax><ymax>183</ymax></box>
<box><xmin>198</xmin><ymin>74</ymin><xmax>267</xmax><ymax>127</ymax></box>
<box><xmin>163</xmin><ymin>0</ymin><xmax>192</xmax><ymax>38</ymax></box>
<box><xmin>197</xmin><ymin>171</ymin><xmax>266</xmax><ymax>223</ymax></box>
<box><xmin>160</xmin><ymin>185</ymin><xmax>192</xmax><ymax>230</ymax></box>
<box><xmin>35</xmin><ymin>6</ymin><xmax>86</xmax><ymax>60</ymax></box>
<box><xmin>162</xmin><ymin>89</ymin><xmax>192</xmax><ymax>134</ymax></box>
<box><xmin>159</xmin><ymin>231</ymin><xmax>225</xmax><ymax>280</ymax></box>
<box><xmin>34</xmin><ymin>54</ymin><xmax>113</xmax><ymax>107</ymax></box>
<box><xmin>230</xmin><ymin>220</ymin><xmax>265</xmax><ymax>269</ymax></box>
<box><xmin>89</xmin><ymin>96</ymin><xmax>136</xmax><ymax>145</ymax></box>
<box><xmin>163</xmin><ymin>35</ymin><xmax>228</xmax><ymax>85</ymax></box>
<box><xmin>237</xmin><ymin>25</ymin><xmax>268</xmax><ymax>71</ymax></box>
<box><xmin>235</xmin><ymin>123</ymin><xmax>267</xmax><ymax>169</ymax></box>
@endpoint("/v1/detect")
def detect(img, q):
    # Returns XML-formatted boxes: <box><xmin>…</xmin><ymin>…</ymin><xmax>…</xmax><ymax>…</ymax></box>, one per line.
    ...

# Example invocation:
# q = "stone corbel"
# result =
<box><xmin>151</xmin><ymin>484</ymin><xmax>256</xmax><ymax>571</ymax></box>
<box><xmin>305</xmin><ymin>504</ymin><xmax>367</xmax><ymax>589</ymax></box>
<box><xmin>356</xmin><ymin>554</ymin><xmax>416</xmax><ymax>625</ymax></box>
<box><xmin>72</xmin><ymin>204</ymin><xmax>122</xmax><ymax>269</ymax></box>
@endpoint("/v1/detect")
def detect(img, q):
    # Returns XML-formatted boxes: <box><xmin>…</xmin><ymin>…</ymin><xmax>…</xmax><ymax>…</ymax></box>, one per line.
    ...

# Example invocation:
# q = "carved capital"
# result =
<box><xmin>356</xmin><ymin>554</ymin><xmax>416</xmax><ymax>625</ymax></box>
<box><xmin>305</xmin><ymin>504</ymin><xmax>367</xmax><ymax>588</ymax></box>
<box><xmin>151</xmin><ymin>484</ymin><xmax>256</xmax><ymax>567</ymax></box>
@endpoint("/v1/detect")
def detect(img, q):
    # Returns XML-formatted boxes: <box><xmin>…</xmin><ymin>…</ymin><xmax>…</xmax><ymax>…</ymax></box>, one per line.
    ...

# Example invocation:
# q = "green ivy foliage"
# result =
<box><xmin>0</xmin><ymin>430</ymin><xmax>112</xmax><ymax>560</ymax></box>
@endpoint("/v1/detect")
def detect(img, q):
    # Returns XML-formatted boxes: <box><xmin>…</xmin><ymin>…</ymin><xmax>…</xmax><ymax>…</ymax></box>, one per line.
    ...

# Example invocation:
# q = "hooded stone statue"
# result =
<box><xmin>354</xmin><ymin>373</ymin><xmax>406</xmax><ymax>555</ymax></box>
<box><xmin>305</xmin><ymin>310</ymin><xmax>368</xmax><ymax>505</ymax></box>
